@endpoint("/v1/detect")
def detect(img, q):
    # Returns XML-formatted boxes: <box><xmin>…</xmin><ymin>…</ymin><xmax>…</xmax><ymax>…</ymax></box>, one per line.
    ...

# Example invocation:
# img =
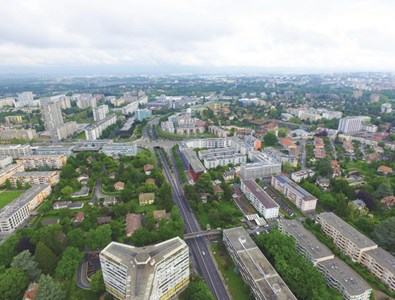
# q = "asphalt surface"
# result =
<box><xmin>158</xmin><ymin>148</ymin><xmax>231</xmax><ymax>300</ymax></box>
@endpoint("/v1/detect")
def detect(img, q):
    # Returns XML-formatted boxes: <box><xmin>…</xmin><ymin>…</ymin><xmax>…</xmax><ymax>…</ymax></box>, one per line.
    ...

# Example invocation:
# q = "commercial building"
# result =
<box><xmin>101</xmin><ymin>143</ymin><xmax>138</xmax><ymax>157</ymax></box>
<box><xmin>271</xmin><ymin>174</ymin><xmax>317</xmax><ymax>211</ymax></box>
<box><xmin>34</xmin><ymin>145</ymin><xmax>74</xmax><ymax>157</ymax></box>
<box><xmin>241</xmin><ymin>180</ymin><xmax>279</xmax><ymax>219</ymax></box>
<box><xmin>180</xmin><ymin>148</ymin><xmax>206</xmax><ymax>181</ymax></box>
<box><xmin>0</xmin><ymin>164</ymin><xmax>25</xmax><ymax>186</ymax></box>
<box><xmin>119</xmin><ymin>118</ymin><xmax>135</xmax><ymax>138</ymax></box>
<box><xmin>315</xmin><ymin>212</ymin><xmax>378</xmax><ymax>262</ymax></box>
<box><xmin>0</xmin><ymin>155</ymin><xmax>13</xmax><ymax>169</ymax></box>
<box><xmin>100</xmin><ymin>237</ymin><xmax>189</xmax><ymax>300</ymax></box>
<box><xmin>0</xmin><ymin>128</ymin><xmax>37</xmax><ymax>140</ymax></box>
<box><xmin>223</xmin><ymin>227</ymin><xmax>296</xmax><ymax>300</ymax></box>
<box><xmin>279</xmin><ymin>220</ymin><xmax>371</xmax><ymax>300</ymax></box>
<box><xmin>0</xmin><ymin>144</ymin><xmax>32</xmax><ymax>158</ymax></box>
<box><xmin>0</xmin><ymin>185</ymin><xmax>51</xmax><ymax>233</ymax></box>
<box><xmin>317</xmin><ymin>258</ymin><xmax>372</xmax><ymax>300</ymax></box>
<box><xmin>11</xmin><ymin>171</ymin><xmax>60</xmax><ymax>187</ymax></box>
<box><xmin>136</xmin><ymin>108</ymin><xmax>152</xmax><ymax>121</ymax></box>
<box><xmin>93</xmin><ymin>105</ymin><xmax>109</xmax><ymax>121</ymax></box>
<box><xmin>16</xmin><ymin>155</ymin><xmax>67</xmax><ymax>170</ymax></box>
<box><xmin>279</xmin><ymin>220</ymin><xmax>334</xmax><ymax>265</ymax></box>
<box><xmin>85</xmin><ymin>115</ymin><xmax>117</xmax><ymax>140</ymax></box>
<box><xmin>5</xmin><ymin>115</ymin><xmax>23</xmax><ymax>124</ymax></box>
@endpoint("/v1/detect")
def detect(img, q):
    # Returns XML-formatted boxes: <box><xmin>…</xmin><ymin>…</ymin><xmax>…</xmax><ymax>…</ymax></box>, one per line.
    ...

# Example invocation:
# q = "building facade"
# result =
<box><xmin>101</xmin><ymin>143</ymin><xmax>138</xmax><ymax>157</ymax></box>
<box><xmin>0</xmin><ymin>144</ymin><xmax>32</xmax><ymax>158</ymax></box>
<box><xmin>16</xmin><ymin>155</ymin><xmax>67</xmax><ymax>170</ymax></box>
<box><xmin>136</xmin><ymin>109</ymin><xmax>152</xmax><ymax>121</ymax></box>
<box><xmin>0</xmin><ymin>164</ymin><xmax>25</xmax><ymax>186</ymax></box>
<box><xmin>93</xmin><ymin>105</ymin><xmax>109</xmax><ymax>121</ymax></box>
<box><xmin>0</xmin><ymin>155</ymin><xmax>13</xmax><ymax>169</ymax></box>
<box><xmin>85</xmin><ymin>115</ymin><xmax>117</xmax><ymax>140</ymax></box>
<box><xmin>11</xmin><ymin>171</ymin><xmax>60</xmax><ymax>187</ymax></box>
<box><xmin>100</xmin><ymin>237</ymin><xmax>189</xmax><ymax>300</ymax></box>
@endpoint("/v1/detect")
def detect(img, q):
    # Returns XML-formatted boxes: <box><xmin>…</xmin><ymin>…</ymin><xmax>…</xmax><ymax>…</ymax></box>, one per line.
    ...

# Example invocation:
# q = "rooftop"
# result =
<box><xmin>223</xmin><ymin>227</ymin><xmax>296</xmax><ymax>300</ymax></box>
<box><xmin>318</xmin><ymin>257</ymin><xmax>371</xmax><ymax>296</ymax></box>
<box><xmin>317</xmin><ymin>212</ymin><xmax>377</xmax><ymax>249</ymax></box>
<box><xmin>242</xmin><ymin>180</ymin><xmax>279</xmax><ymax>209</ymax></box>
<box><xmin>273</xmin><ymin>175</ymin><xmax>317</xmax><ymax>202</ymax></box>
<box><xmin>13</xmin><ymin>171</ymin><xmax>58</xmax><ymax>177</ymax></box>
<box><xmin>182</xmin><ymin>148</ymin><xmax>205</xmax><ymax>173</ymax></box>
<box><xmin>363</xmin><ymin>247</ymin><xmax>395</xmax><ymax>274</ymax></box>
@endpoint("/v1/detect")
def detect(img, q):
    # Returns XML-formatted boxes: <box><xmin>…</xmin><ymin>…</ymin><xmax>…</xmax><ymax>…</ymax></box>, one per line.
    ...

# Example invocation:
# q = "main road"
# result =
<box><xmin>157</xmin><ymin>148</ymin><xmax>231</xmax><ymax>300</ymax></box>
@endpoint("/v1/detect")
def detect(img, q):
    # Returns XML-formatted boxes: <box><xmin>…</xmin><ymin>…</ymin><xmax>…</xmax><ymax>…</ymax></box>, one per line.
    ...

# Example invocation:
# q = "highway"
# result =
<box><xmin>157</xmin><ymin>148</ymin><xmax>231</xmax><ymax>300</ymax></box>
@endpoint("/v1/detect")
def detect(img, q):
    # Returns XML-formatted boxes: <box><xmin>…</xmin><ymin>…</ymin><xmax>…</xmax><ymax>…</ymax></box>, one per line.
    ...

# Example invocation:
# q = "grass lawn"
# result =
<box><xmin>135</xmin><ymin>204</ymin><xmax>158</xmax><ymax>213</ymax></box>
<box><xmin>75</xmin><ymin>131</ymin><xmax>86</xmax><ymax>140</ymax></box>
<box><xmin>211</xmin><ymin>242</ymin><xmax>253</xmax><ymax>300</ymax></box>
<box><xmin>0</xmin><ymin>190</ymin><xmax>23</xmax><ymax>209</ymax></box>
<box><xmin>197</xmin><ymin>209</ymin><xmax>210</xmax><ymax>228</ymax></box>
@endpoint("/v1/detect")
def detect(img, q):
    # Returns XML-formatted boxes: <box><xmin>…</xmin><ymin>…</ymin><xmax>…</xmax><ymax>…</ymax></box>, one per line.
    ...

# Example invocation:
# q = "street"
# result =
<box><xmin>158</xmin><ymin>148</ymin><xmax>231</xmax><ymax>300</ymax></box>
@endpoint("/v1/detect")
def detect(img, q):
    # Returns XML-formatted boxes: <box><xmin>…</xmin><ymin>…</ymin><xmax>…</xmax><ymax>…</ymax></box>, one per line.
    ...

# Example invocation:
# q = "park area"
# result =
<box><xmin>0</xmin><ymin>190</ymin><xmax>23</xmax><ymax>209</ymax></box>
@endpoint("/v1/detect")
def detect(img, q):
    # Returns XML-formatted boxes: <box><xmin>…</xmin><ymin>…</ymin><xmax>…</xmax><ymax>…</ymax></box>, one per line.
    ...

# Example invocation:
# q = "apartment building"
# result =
<box><xmin>241</xmin><ymin>180</ymin><xmax>279</xmax><ymax>219</ymax></box>
<box><xmin>0</xmin><ymin>155</ymin><xmax>13</xmax><ymax>169</ymax></box>
<box><xmin>0</xmin><ymin>164</ymin><xmax>25</xmax><ymax>186</ymax></box>
<box><xmin>85</xmin><ymin>115</ymin><xmax>117</xmax><ymax>140</ymax></box>
<box><xmin>279</xmin><ymin>220</ymin><xmax>334</xmax><ymax>265</ymax></box>
<box><xmin>0</xmin><ymin>185</ymin><xmax>51</xmax><ymax>233</ymax></box>
<box><xmin>100</xmin><ymin>237</ymin><xmax>189</xmax><ymax>300</ymax></box>
<box><xmin>0</xmin><ymin>144</ymin><xmax>32</xmax><ymax>158</ymax></box>
<box><xmin>360</xmin><ymin>247</ymin><xmax>395</xmax><ymax>292</ymax></box>
<box><xmin>263</xmin><ymin>147</ymin><xmax>298</xmax><ymax>167</ymax></box>
<box><xmin>208</xmin><ymin>125</ymin><xmax>228</xmax><ymax>138</ymax></box>
<box><xmin>291</xmin><ymin>169</ymin><xmax>315</xmax><ymax>183</ymax></box>
<box><xmin>93</xmin><ymin>104</ymin><xmax>109</xmax><ymax>121</ymax></box>
<box><xmin>271</xmin><ymin>174</ymin><xmax>317</xmax><ymax>211</ymax></box>
<box><xmin>0</xmin><ymin>97</ymin><xmax>15</xmax><ymax>108</ymax></box>
<box><xmin>317</xmin><ymin>258</ymin><xmax>372</xmax><ymax>300</ymax></box>
<box><xmin>76</xmin><ymin>94</ymin><xmax>96</xmax><ymax>109</ymax></box>
<box><xmin>5</xmin><ymin>115</ymin><xmax>23</xmax><ymax>124</ymax></box>
<box><xmin>11</xmin><ymin>171</ymin><xmax>60</xmax><ymax>187</ymax></box>
<box><xmin>16</xmin><ymin>155</ymin><xmax>67</xmax><ymax>170</ymax></box>
<box><xmin>315</xmin><ymin>212</ymin><xmax>378</xmax><ymax>262</ymax></box>
<box><xmin>183</xmin><ymin>138</ymin><xmax>233</xmax><ymax>149</ymax></box>
<box><xmin>338</xmin><ymin>116</ymin><xmax>369</xmax><ymax>134</ymax></box>
<box><xmin>204</xmin><ymin>153</ymin><xmax>246</xmax><ymax>169</ymax></box>
<box><xmin>223</xmin><ymin>227</ymin><xmax>296</xmax><ymax>300</ymax></box>
<box><xmin>136</xmin><ymin>108</ymin><xmax>152</xmax><ymax>121</ymax></box>
<box><xmin>0</xmin><ymin>128</ymin><xmax>38</xmax><ymax>140</ymax></box>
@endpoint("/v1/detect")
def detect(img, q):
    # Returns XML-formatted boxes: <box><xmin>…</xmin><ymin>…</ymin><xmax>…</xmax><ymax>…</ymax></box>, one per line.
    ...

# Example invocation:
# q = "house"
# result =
<box><xmin>72</xmin><ymin>212</ymin><xmax>85</xmax><ymax>224</ymax></box>
<box><xmin>352</xmin><ymin>199</ymin><xmax>366</xmax><ymax>210</ymax></box>
<box><xmin>144</xmin><ymin>164</ymin><xmax>154</xmax><ymax>175</ymax></box>
<box><xmin>71</xmin><ymin>186</ymin><xmax>90</xmax><ymax>198</ymax></box>
<box><xmin>114</xmin><ymin>181</ymin><xmax>125</xmax><ymax>191</ymax></box>
<box><xmin>23</xmin><ymin>282</ymin><xmax>39</xmax><ymax>300</ymax></box>
<box><xmin>377</xmin><ymin>166</ymin><xmax>393</xmax><ymax>175</ymax></box>
<box><xmin>381</xmin><ymin>196</ymin><xmax>395</xmax><ymax>209</ymax></box>
<box><xmin>139</xmin><ymin>192</ymin><xmax>155</xmax><ymax>206</ymax></box>
<box><xmin>223</xmin><ymin>170</ymin><xmax>236</xmax><ymax>181</ymax></box>
<box><xmin>153</xmin><ymin>210</ymin><xmax>167</xmax><ymax>222</ymax></box>
<box><xmin>146</xmin><ymin>178</ymin><xmax>156</xmax><ymax>185</ymax></box>
<box><xmin>343</xmin><ymin>141</ymin><xmax>354</xmax><ymax>154</ymax></box>
<box><xmin>331</xmin><ymin>160</ymin><xmax>341</xmax><ymax>178</ymax></box>
<box><xmin>53</xmin><ymin>201</ymin><xmax>71</xmax><ymax>209</ymax></box>
<box><xmin>87</xmin><ymin>156</ymin><xmax>94</xmax><ymax>163</ymax></box>
<box><xmin>213</xmin><ymin>184</ymin><xmax>224</xmax><ymax>197</ymax></box>
<box><xmin>77</xmin><ymin>174</ymin><xmax>89</xmax><ymax>184</ymax></box>
<box><xmin>316</xmin><ymin>177</ymin><xmax>330</xmax><ymax>189</ymax></box>
<box><xmin>68</xmin><ymin>201</ymin><xmax>84</xmax><ymax>210</ymax></box>
<box><xmin>125</xmin><ymin>213</ymin><xmax>142</xmax><ymax>237</ymax></box>
<box><xmin>97</xmin><ymin>216</ymin><xmax>112</xmax><ymax>225</ymax></box>
<box><xmin>109</xmin><ymin>172</ymin><xmax>116</xmax><ymax>179</ymax></box>
<box><xmin>103</xmin><ymin>196</ymin><xmax>118</xmax><ymax>206</ymax></box>
<box><xmin>200</xmin><ymin>193</ymin><xmax>209</xmax><ymax>203</ymax></box>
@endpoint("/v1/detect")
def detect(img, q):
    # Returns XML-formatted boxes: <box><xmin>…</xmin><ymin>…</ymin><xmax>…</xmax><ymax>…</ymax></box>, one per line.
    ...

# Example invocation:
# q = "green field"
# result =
<box><xmin>0</xmin><ymin>190</ymin><xmax>23</xmax><ymax>209</ymax></box>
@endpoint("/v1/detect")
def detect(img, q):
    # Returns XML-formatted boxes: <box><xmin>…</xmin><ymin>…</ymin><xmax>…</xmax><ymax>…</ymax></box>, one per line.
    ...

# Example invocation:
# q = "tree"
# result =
<box><xmin>56</xmin><ymin>247</ymin><xmax>83</xmax><ymax>279</ymax></box>
<box><xmin>316</xmin><ymin>157</ymin><xmax>333</xmax><ymax>177</ymax></box>
<box><xmin>0</xmin><ymin>234</ymin><xmax>21</xmax><ymax>267</ymax></box>
<box><xmin>157</xmin><ymin>182</ymin><xmax>173</xmax><ymax>211</ymax></box>
<box><xmin>195</xmin><ymin>173</ymin><xmax>213</xmax><ymax>193</ymax></box>
<box><xmin>263</xmin><ymin>132</ymin><xmax>278</xmax><ymax>146</ymax></box>
<box><xmin>35</xmin><ymin>242</ymin><xmax>58</xmax><ymax>275</ymax></box>
<box><xmin>11</xmin><ymin>250</ymin><xmax>41</xmax><ymax>280</ymax></box>
<box><xmin>16</xmin><ymin>236</ymin><xmax>35</xmax><ymax>254</ymax></box>
<box><xmin>5</xmin><ymin>178</ymin><xmax>12</xmax><ymax>189</ymax></box>
<box><xmin>300</xmin><ymin>182</ymin><xmax>322</xmax><ymax>198</ymax></box>
<box><xmin>278</xmin><ymin>128</ymin><xmax>287</xmax><ymax>137</ymax></box>
<box><xmin>87</xmin><ymin>224</ymin><xmax>112</xmax><ymax>250</ymax></box>
<box><xmin>16</xmin><ymin>180</ymin><xmax>22</xmax><ymax>190</ymax></box>
<box><xmin>36</xmin><ymin>274</ymin><xmax>66</xmax><ymax>300</ymax></box>
<box><xmin>90</xmin><ymin>270</ymin><xmax>105</xmax><ymax>294</ymax></box>
<box><xmin>374</xmin><ymin>217</ymin><xmax>395</xmax><ymax>251</ymax></box>
<box><xmin>0</xmin><ymin>266</ymin><xmax>29</xmax><ymax>300</ymax></box>
<box><xmin>61</xmin><ymin>186</ymin><xmax>73</xmax><ymax>196</ymax></box>
<box><xmin>282</xmin><ymin>162</ymin><xmax>293</xmax><ymax>174</ymax></box>
<box><xmin>319</xmin><ymin>193</ymin><xmax>337</xmax><ymax>210</ymax></box>
<box><xmin>66</xmin><ymin>228</ymin><xmax>85</xmax><ymax>250</ymax></box>
<box><xmin>374</xmin><ymin>182</ymin><xmax>394</xmax><ymax>199</ymax></box>
<box><xmin>180</xmin><ymin>276</ymin><xmax>214</xmax><ymax>300</ymax></box>
<box><xmin>357</xmin><ymin>190</ymin><xmax>376</xmax><ymax>210</ymax></box>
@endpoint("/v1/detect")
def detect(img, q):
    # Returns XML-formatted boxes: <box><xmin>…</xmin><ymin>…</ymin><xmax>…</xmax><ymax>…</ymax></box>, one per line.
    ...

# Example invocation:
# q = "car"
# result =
<box><xmin>202</xmin><ymin>251</ymin><xmax>206</xmax><ymax>256</ymax></box>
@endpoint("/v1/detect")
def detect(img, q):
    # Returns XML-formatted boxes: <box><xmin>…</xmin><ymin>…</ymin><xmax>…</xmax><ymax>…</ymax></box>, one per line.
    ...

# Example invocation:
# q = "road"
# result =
<box><xmin>157</xmin><ymin>148</ymin><xmax>231</xmax><ymax>300</ymax></box>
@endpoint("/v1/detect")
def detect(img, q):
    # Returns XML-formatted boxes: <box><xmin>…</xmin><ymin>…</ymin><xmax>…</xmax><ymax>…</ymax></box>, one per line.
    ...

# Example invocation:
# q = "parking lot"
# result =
<box><xmin>260</xmin><ymin>183</ymin><xmax>296</xmax><ymax>218</ymax></box>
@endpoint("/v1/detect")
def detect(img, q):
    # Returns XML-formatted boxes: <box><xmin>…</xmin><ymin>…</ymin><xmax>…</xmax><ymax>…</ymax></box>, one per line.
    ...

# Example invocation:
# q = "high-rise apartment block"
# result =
<box><xmin>93</xmin><ymin>105</ymin><xmax>109</xmax><ymax>121</ymax></box>
<box><xmin>76</xmin><ymin>94</ymin><xmax>97</xmax><ymax>109</ymax></box>
<box><xmin>338</xmin><ymin>116</ymin><xmax>370</xmax><ymax>133</ymax></box>
<box><xmin>135</xmin><ymin>109</ymin><xmax>152</xmax><ymax>121</ymax></box>
<box><xmin>16</xmin><ymin>92</ymin><xmax>35</xmax><ymax>107</ymax></box>
<box><xmin>100</xmin><ymin>237</ymin><xmax>189</xmax><ymax>300</ymax></box>
<box><xmin>0</xmin><ymin>144</ymin><xmax>32</xmax><ymax>158</ymax></box>
<box><xmin>85</xmin><ymin>115</ymin><xmax>117</xmax><ymax>140</ymax></box>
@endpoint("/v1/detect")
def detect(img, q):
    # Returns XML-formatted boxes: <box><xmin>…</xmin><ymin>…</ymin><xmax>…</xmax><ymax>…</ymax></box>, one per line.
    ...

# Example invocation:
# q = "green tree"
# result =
<box><xmin>5</xmin><ymin>178</ymin><xmax>12</xmax><ymax>189</ymax></box>
<box><xmin>87</xmin><ymin>224</ymin><xmax>112</xmax><ymax>250</ymax></box>
<box><xmin>35</xmin><ymin>242</ymin><xmax>58</xmax><ymax>275</ymax></box>
<box><xmin>67</xmin><ymin>228</ymin><xmax>85</xmax><ymax>250</ymax></box>
<box><xmin>0</xmin><ymin>234</ymin><xmax>21</xmax><ymax>267</ymax></box>
<box><xmin>11</xmin><ymin>250</ymin><xmax>41</xmax><ymax>280</ymax></box>
<box><xmin>316</xmin><ymin>157</ymin><xmax>333</xmax><ymax>177</ymax></box>
<box><xmin>263</xmin><ymin>132</ymin><xmax>278</xmax><ymax>146</ymax></box>
<box><xmin>180</xmin><ymin>276</ymin><xmax>214</xmax><ymax>300</ymax></box>
<box><xmin>374</xmin><ymin>182</ymin><xmax>394</xmax><ymax>199</ymax></box>
<box><xmin>157</xmin><ymin>182</ymin><xmax>173</xmax><ymax>211</ymax></box>
<box><xmin>61</xmin><ymin>186</ymin><xmax>73</xmax><ymax>196</ymax></box>
<box><xmin>16</xmin><ymin>180</ymin><xmax>22</xmax><ymax>189</ymax></box>
<box><xmin>282</xmin><ymin>162</ymin><xmax>293</xmax><ymax>174</ymax></box>
<box><xmin>374</xmin><ymin>217</ymin><xmax>395</xmax><ymax>251</ymax></box>
<box><xmin>36</xmin><ymin>274</ymin><xmax>66</xmax><ymax>300</ymax></box>
<box><xmin>90</xmin><ymin>270</ymin><xmax>105</xmax><ymax>294</ymax></box>
<box><xmin>56</xmin><ymin>247</ymin><xmax>83</xmax><ymax>279</ymax></box>
<box><xmin>278</xmin><ymin>128</ymin><xmax>287</xmax><ymax>137</ymax></box>
<box><xmin>0</xmin><ymin>266</ymin><xmax>29</xmax><ymax>300</ymax></box>
<box><xmin>195</xmin><ymin>173</ymin><xmax>213</xmax><ymax>193</ymax></box>
<box><xmin>300</xmin><ymin>182</ymin><xmax>322</xmax><ymax>198</ymax></box>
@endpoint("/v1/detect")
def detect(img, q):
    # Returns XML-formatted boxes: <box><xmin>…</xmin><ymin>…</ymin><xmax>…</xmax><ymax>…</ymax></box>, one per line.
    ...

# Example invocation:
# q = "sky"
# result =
<box><xmin>0</xmin><ymin>0</ymin><xmax>394</xmax><ymax>73</ymax></box>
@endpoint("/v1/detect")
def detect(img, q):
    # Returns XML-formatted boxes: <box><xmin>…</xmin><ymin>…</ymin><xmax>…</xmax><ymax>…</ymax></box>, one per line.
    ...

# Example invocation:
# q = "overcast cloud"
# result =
<box><xmin>0</xmin><ymin>0</ymin><xmax>394</xmax><ymax>72</ymax></box>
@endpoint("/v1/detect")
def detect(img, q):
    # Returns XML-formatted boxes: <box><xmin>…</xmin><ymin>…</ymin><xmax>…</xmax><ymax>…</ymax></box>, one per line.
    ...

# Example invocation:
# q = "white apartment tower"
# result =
<box><xmin>93</xmin><ymin>104</ymin><xmax>109</xmax><ymax>121</ymax></box>
<box><xmin>100</xmin><ymin>237</ymin><xmax>190</xmax><ymax>300</ymax></box>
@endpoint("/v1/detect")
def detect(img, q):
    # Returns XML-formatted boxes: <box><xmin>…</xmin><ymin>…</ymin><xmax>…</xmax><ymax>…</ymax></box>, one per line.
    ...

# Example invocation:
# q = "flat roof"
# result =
<box><xmin>273</xmin><ymin>175</ymin><xmax>317</xmax><ymax>202</ymax></box>
<box><xmin>223</xmin><ymin>227</ymin><xmax>296</xmax><ymax>300</ymax></box>
<box><xmin>363</xmin><ymin>247</ymin><xmax>395</xmax><ymax>274</ymax></box>
<box><xmin>182</xmin><ymin>148</ymin><xmax>205</xmax><ymax>173</ymax></box>
<box><xmin>318</xmin><ymin>257</ymin><xmax>371</xmax><ymax>296</ymax></box>
<box><xmin>101</xmin><ymin>237</ymin><xmax>187</xmax><ymax>298</ymax></box>
<box><xmin>317</xmin><ymin>212</ymin><xmax>377</xmax><ymax>249</ymax></box>
<box><xmin>13</xmin><ymin>171</ymin><xmax>58</xmax><ymax>177</ymax></box>
<box><xmin>280</xmin><ymin>220</ymin><xmax>333</xmax><ymax>261</ymax></box>
<box><xmin>0</xmin><ymin>164</ymin><xmax>22</xmax><ymax>174</ymax></box>
<box><xmin>242</xmin><ymin>180</ymin><xmax>279</xmax><ymax>209</ymax></box>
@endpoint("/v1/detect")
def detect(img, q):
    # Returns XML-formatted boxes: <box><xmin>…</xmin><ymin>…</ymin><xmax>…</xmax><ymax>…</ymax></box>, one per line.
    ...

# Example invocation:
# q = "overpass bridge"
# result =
<box><xmin>184</xmin><ymin>229</ymin><xmax>222</xmax><ymax>240</ymax></box>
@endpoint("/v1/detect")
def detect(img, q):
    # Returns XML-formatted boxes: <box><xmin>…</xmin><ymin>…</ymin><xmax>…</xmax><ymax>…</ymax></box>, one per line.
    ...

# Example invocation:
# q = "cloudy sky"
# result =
<box><xmin>0</xmin><ymin>0</ymin><xmax>394</xmax><ymax>73</ymax></box>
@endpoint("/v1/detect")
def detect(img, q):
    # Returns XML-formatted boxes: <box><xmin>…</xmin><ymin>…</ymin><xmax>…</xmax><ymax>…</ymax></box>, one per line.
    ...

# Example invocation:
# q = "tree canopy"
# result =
<box><xmin>11</xmin><ymin>250</ymin><xmax>41</xmax><ymax>280</ymax></box>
